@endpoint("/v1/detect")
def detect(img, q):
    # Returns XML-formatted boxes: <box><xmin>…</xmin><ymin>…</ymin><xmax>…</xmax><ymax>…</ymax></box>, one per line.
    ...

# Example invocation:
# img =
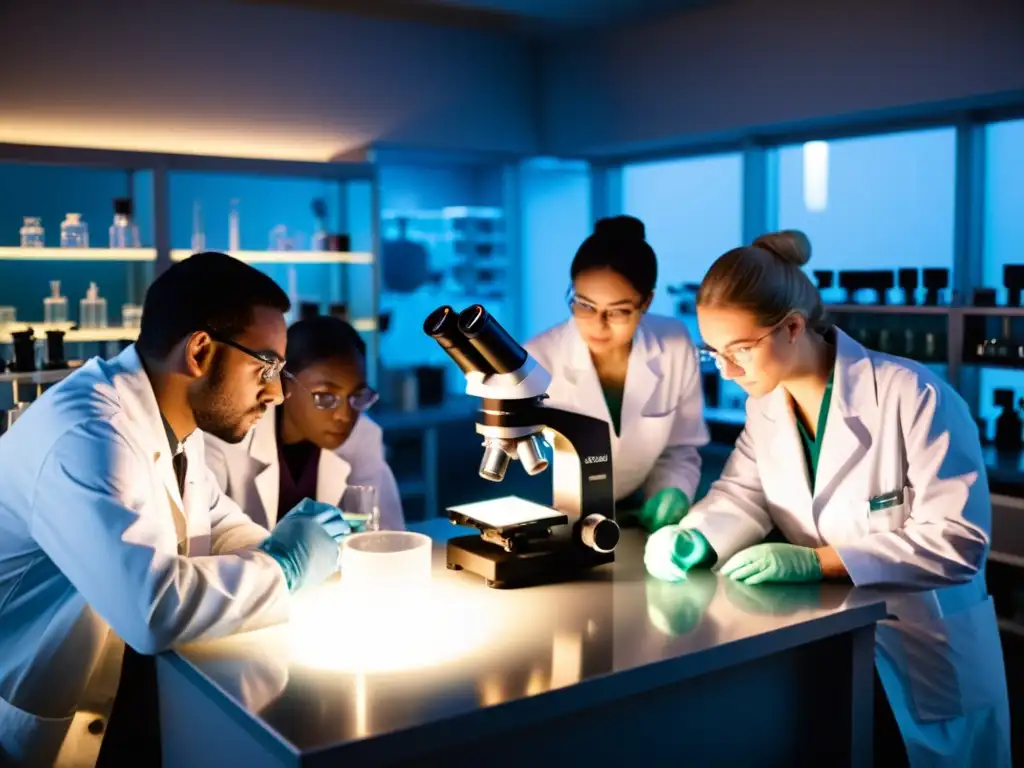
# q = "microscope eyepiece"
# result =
<box><xmin>423</xmin><ymin>305</ymin><xmax>495</xmax><ymax>375</ymax></box>
<box><xmin>457</xmin><ymin>305</ymin><xmax>527</xmax><ymax>375</ymax></box>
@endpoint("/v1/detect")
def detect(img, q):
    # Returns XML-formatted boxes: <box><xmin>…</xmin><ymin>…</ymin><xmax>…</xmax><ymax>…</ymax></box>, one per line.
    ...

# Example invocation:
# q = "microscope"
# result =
<box><xmin>424</xmin><ymin>304</ymin><xmax>620</xmax><ymax>589</ymax></box>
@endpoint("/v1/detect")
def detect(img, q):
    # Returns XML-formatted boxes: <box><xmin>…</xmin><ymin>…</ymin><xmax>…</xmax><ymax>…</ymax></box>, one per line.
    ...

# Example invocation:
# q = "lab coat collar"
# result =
<box><xmin>561</xmin><ymin>317</ymin><xmax>665</xmax><ymax>414</ymax></box>
<box><xmin>758</xmin><ymin>328</ymin><xmax>875</xmax><ymax>503</ymax></box>
<box><xmin>111</xmin><ymin>345</ymin><xmax>190</xmax><ymax>541</ymax></box>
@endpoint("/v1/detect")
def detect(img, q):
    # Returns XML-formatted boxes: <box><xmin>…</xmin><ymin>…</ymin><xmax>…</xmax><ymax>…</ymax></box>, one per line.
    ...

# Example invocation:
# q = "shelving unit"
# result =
<box><xmin>169</xmin><ymin>249</ymin><xmax>373</xmax><ymax>265</ymax></box>
<box><xmin>0</xmin><ymin>247</ymin><xmax>156</xmax><ymax>262</ymax></box>
<box><xmin>0</xmin><ymin>325</ymin><xmax>139</xmax><ymax>344</ymax></box>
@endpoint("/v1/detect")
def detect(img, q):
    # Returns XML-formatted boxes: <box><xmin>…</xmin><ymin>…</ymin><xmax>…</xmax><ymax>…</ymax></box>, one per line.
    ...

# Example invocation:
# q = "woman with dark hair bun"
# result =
<box><xmin>524</xmin><ymin>215</ymin><xmax>709</xmax><ymax>532</ymax></box>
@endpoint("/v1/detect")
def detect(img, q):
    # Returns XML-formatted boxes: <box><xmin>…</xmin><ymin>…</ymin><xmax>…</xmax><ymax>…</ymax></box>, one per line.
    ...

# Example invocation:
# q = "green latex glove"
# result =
<box><xmin>719</xmin><ymin>543</ymin><xmax>823</xmax><ymax>586</ymax></box>
<box><xmin>637</xmin><ymin>488</ymin><xmax>691</xmax><ymax>533</ymax></box>
<box><xmin>644</xmin><ymin>526</ymin><xmax>712</xmax><ymax>583</ymax></box>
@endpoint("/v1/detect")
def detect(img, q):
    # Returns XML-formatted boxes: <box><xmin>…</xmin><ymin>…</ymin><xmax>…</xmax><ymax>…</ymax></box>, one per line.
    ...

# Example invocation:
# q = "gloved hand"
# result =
<box><xmin>719</xmin><ymin>543</ymin><xmax>822</xmax><ymax>586</ymax></box>
<box><xmin>281</xmin><ymin>498</ymin><xmax>351</xmax><ymax>541</ymax></box>
<box><xmin>636</xmin><ymin>487</ymin><xmax>691</xmax><ymax>533</ymax></box>
<box><xmin>644</xmin><ymin>526</ymin><xmax>712</xmax><ymax>583</ymax></box>
<box><xmin>257</xmin><ymin>516</ymin><xmax>341</xmax><ymax>593</ymax></box>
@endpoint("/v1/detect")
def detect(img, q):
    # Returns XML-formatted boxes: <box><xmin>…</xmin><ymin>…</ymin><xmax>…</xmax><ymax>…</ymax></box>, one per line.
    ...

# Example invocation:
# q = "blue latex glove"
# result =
<box><xmin>644</xmin><ymin>526</ymin><xmax>712</xmax><ymax>583</ymax></box>
<box><xmin>636</xmin><ymin>487</ymin><xmax>691</xmax><ymax>533</ymax></box>
<box><xmin>719</xmin><ymin>543</ymin><xmax>823</xmax><ymax>586</ymax></box>
<box><xmin>257</xmin><ymin>516</ymin><xmax>341</xmax><ymax>593</ymax></box>
<box><xmin>281</xmin><ymin>498</ymin><xmax>351</xmax><ymax>541</ymax></box>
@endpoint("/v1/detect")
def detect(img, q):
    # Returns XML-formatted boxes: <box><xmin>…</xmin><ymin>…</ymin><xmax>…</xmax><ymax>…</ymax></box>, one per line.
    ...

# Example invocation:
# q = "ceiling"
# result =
<box><xmin>246</xmin><ymin>0</ymin><xmax>720</xmax><ymax>34</ymax></box>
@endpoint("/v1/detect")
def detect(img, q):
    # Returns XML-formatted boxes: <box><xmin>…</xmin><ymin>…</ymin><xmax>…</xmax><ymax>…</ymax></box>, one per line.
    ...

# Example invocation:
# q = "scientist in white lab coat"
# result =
<box><xmin>0</xmin><ymin>253</ymin><xmax>351</xmax><ymax>767</ymax></box>
<box><xmin>526</xmin><ymin>215</ymin><xmax>709</xmax><ymax>532</ymax></box>
<box><xmin>205</xmin><ymin>315</ymin><xmax>405</xmax><ymax>532</ymax></box>
<box><xmin>644</xmin><ymin>231</ymin><xmax>1011</xmax><ymax>767</ymax></box>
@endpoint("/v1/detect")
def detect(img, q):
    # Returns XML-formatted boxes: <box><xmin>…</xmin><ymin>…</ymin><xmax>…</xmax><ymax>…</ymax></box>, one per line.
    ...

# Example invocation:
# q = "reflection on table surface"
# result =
<box><xmin>172</xmin><ymin>523</ymin><xmax>886</xmax><ymax>752</ymax></box>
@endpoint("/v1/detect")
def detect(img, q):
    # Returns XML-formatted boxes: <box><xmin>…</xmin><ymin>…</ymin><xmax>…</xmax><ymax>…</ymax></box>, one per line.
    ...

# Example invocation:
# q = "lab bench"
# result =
<box><xmin>157</xmin><ymin>520</ymin><xmax>887</xmax><ymax>767</ymax></box>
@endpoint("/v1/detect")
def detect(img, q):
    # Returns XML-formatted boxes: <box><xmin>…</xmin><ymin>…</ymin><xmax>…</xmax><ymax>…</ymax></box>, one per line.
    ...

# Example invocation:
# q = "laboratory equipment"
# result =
<box><xmin>122</xmin><ymin>304</ymin><xmax>143</xmax><ymax>329</ymax></box>
<box><xmin>108</xmin><ymin>198</ymin><xmax>140</xmax><ymax>248</ymax></box>
<box><xmin>191</xmin><ymin>201</ymin><xmax>206</xmax><ymax>252</ymax></box>
<box><xmin>300</xmin><ymin>302</ymin><xmax>319</xmax><ymax>321</ymax></box>
<box><xmin>424</xmin><ymin>304</ymin><xmax>620</xmax><ymax>589</ymax></box>
<box><xmin>328</xmin><ymin>303</ymin><xmax>349</xmax><ymax>321</ymax></box>
<box><xmin>20</xmin><ymin>216</ymin><xmax>44</xmax><ymax>247</ymax></box>
<box><xmin>813</xmin><ymin>270</ymin><xmax>834</xmax><ymax>291</ymax></box>
<box><xmin>973</xmin><ymin>288</ymin><xmax>998</xmax><ymax>307</ymax></box>
<box><xmin>269</xmin><ymin>225</ymin><xmax>289</xmax><ymax>251</ymax></box>
<box><xmin>666</xmin><ymin>282</ymin><xmax>700</xmax><ymax>315</ymax></box>
<box><xmin>229</xmin><ymin>199</ymin><xmax>240</xmax><ymax>251</ymax></box>
<box><xmin>326</xmin><ymin>234</ymin><xmax>351</xmax><ymax>252</ymax></box>
<box><xmin>11</xmin><ymin>330</ymin><xmax>35</xmax><ymax>372</ymax></box>
<box><xmin>1003</xmin><ymin>265</ymin><xmax>1024</xmax><ymax>307</ymax></box>
<box><xmin>0</xmin><ymin>306</ymin><xmax>16</xmax><ymax>325</ymax></box>
<box><xmin>311</xmin><ymin>198</ymin><xmax>328</xmax><ymax>251</ymax></box>
<box><xmin>79</xmin><ymin>282</ymin><xmax>108</xmax><ymax>329</ymax></box>
<box><xmin>837</xmin><ymin>270</ymin><xmax>894</xmax><ymax>305</ymax></box>
<box><xmin>43</xmin><ymin>281</ymin><xmax>68</xmax><ymax>325</ymax></box>
<box><xmin>993</xmin><ymin>389</ymin><xmax>1023</xmax><ymax>454</ymax></box>
<box><xmin>897</xmin><ymin>268</ymin><xmax>919</xmax><ymax>305</ymax></box>
<box><xmin>341</xmin><ymin>485</ymin><xmax>380</xmax><ymax>534</ymax></box>
<box><xmin>340</xmin><ymin>531</ymin><xmax>432</xmax><ymax>588</ymax></box>
<box><xmin>922</xmin><ymin>268</ymin><xmax>948</xmax><ymax>306</ymax></box>
<box><xmin>44</xmin><ymin>330</ymin><xmax>66</xmax><ymax>370</ymax></box>
<box><xmin>60</xmin><ymin>213</ymin><xmax>89</xmax><ymax>248</ymax></box>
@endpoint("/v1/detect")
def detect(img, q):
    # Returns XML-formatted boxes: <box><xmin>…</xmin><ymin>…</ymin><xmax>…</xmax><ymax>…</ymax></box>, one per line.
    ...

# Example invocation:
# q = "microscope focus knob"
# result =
<box><xmin>580</xmin><ymin>514</ymin><xmax>620</xmax><ymax>554</ymax></box>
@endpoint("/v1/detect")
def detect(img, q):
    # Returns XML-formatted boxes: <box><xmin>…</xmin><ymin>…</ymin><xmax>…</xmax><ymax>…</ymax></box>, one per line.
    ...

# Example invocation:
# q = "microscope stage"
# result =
<box><xmin>447</xmin><ymin>496</ymin><xmax>567</xmax><ymax>535</ymax></box>
<box><xmin>446</xmin><ymin>534</ymin><xmax>613</xmax><ymax>589</ymax></box>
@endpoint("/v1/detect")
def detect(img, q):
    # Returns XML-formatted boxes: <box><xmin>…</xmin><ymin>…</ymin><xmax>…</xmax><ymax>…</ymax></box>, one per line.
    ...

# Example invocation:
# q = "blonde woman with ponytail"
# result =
<box><xmin>644</xmin><ymin>231</ymin><xmax>1010</xmax><ymax>767</ymax></box>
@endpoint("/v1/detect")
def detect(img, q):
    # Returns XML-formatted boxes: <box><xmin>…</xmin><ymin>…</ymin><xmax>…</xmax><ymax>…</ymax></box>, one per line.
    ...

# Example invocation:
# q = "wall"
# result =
<box><xmin>0</xmin><ymin>0</ymin><xmax>539</xmax><ymax>160</ymax></box>
<box><xmin>541</xmin><ymin>0</ymin><xmax>1024</xmax><ymax>156</ymax></box>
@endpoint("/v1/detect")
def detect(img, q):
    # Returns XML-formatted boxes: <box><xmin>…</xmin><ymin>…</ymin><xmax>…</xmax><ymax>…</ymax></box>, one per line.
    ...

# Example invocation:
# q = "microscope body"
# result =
<box><xmin>425</xmin><ymin>305</ymin><xmax>620</xmax><ymax>588</ymax></box>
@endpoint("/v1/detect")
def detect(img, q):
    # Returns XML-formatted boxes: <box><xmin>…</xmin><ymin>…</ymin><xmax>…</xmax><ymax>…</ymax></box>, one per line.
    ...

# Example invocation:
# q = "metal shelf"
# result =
<box><xmin>170</xmin><ymin>249</ymin><xmax>373</xmax><ymax>265</ymax></box>
<box><xmin>0</xmin><ymin>247</ymin><xmax>156</xmax><ymax>262</ymax></box>
<box><xmin>0</xmin><ymin>367</ymin><xmax>81</xmax><ymax>385</ymax></box>
<box><xmin>0</xmin><ymin>324</ymin><xmax>139</xmax><ymax>343</ymax></box>
<box><xmin>825</xmin><ymin>304</ymin><xmax>953</xmax><ymax>315</ymax></box>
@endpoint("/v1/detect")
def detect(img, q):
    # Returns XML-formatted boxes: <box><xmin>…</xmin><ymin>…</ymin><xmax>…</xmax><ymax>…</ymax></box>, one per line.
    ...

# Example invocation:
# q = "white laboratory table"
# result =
<box><xmin>158</xmin><ymin>520</ymin><xmax>888</xmax><ymax>767</ymax></box>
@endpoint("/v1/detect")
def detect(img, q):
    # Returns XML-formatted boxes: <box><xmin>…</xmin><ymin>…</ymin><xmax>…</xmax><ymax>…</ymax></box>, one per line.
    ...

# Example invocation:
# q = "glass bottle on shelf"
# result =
<box><xmin>60</xmin><ymin>213</ymin><xmax>89</xmax><ymax>248</ymax></box>
<box><xmin>44</xmin><ymin>280</ymin><xmax>68</xmax><ymax>324</ymax></box>
<box><xmin>20</xmin><ymin>217</ymin><xmax>45</xmax><ymax>247</ymax></box>
<box><xmin>191</xmin><ymin>200</ymin><xmax>206</xmax><ymax>252</ymax></box>
<box><xmin>79</xmin><ymin>282</ymin><xmax>108</xmax><ymax>329</ymax></box>
<box><xmin>109</xmin><ymin>198</ymin><xmax>140</xmax><ymax>248</ymax></box>
<box><xmin>228</xmin><ymin>199</ymin><xmax>240</xmax><ymax>252</ymax></box>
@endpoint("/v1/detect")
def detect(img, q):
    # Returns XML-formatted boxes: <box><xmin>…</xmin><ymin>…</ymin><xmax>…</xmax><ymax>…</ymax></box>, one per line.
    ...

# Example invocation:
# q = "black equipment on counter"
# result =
<box><xmin>326</xmin><ymin>234</ymin><xmax>351</xmax><ymax>252</ymax></box>
<box><xmin>299</xmin><ymin>302</ymin><xmax>320</xmax><ymax>321</ymax></box>
<box><xmin>813</xmin><ymin>271</ymin><xmax>834</xmax><ymax>291</ymax></box>
<box><xmin>972</xmin><ymin>288</ymin><xmax>998</xmax><ymax>307</ymax></box>
<box><xmin>897</xmin><ymin>268</ymin><xmax>919</xmax><ymax>305</ymax></box>
<box><xmin>44</xmin><ymin>330</ymin><xmax>66</xmax><ymax>370</ymax></box>
<box><xmin>701</xmin><ymin>371</ymin><xmax>720</xmax><ymax>409</ymax></box>
<box><xmin>1003</xmin><ymin>265</ymin><xmax>1024</xmax><ymax>307</ymax></box>
<box><xmin>328</xmin><ymin>303</ymin><xmax>349</xmax><ymax>321</ymax></box>
<box><xmin>11</xmin><ymin>330</ymin><xmax>35</xmax><ymax>373</ymax></box>
<box><xmin>993</xmin><ymin>388</ymin><xmax>1023</xmax><ymax>454</ymax></box>
<box><xmin>921</xmin><ymin>268</ymin><xmax>949</xmax><ymax>306</ymax></box>
<box><xmin>838</xmin><ymin>270</ymin><xmax>894</xmax><ymax>305</ymax></box>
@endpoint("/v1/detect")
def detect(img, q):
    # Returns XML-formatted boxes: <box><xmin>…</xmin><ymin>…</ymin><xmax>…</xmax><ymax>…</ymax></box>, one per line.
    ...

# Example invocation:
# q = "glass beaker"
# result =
<box><xmin>20</xmin><ymin>217</ymin><xmax>44</xmax><ymax>247</ymax></box>
<box><xmin>341</xmin><ymin>484</ymin><xmax>380</xmax><ymax>534</ymax></box>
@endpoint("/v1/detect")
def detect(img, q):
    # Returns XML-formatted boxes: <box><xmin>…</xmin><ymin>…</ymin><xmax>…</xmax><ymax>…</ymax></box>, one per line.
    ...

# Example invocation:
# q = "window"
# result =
<box><xmin>976</xmin><ymin>119</ymin><xmax>1024</xmax><ymax>436</ymax></box>
<box><xmin>777</xmin><ymin>128</ymin><xmax>957</xmax><ymax>299</ymax></box>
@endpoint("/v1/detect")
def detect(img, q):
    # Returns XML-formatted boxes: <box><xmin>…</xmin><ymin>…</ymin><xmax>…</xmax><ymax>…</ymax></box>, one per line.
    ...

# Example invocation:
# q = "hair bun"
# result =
<box><xmin>594</xmin><ymin>215</ymin><xmax>646</xmax><ymax>242</ymax></box>
<box><xmin>753</xmin><ymin>229</ymin><xmax>812</xmax><ymax>267</ymax></box>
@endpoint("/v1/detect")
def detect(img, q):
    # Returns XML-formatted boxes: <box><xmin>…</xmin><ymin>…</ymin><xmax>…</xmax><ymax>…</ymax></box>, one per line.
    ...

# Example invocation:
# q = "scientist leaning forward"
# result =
<box><xmin>0</xmin><ymin>252</ymin><xmax>351</xmax><ymax>766</ymax></box>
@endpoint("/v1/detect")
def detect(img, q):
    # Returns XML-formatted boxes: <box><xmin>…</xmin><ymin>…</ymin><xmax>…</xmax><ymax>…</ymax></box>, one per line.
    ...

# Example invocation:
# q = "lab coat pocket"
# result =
<box><xmin>0</xmin><ymin>691</ymin><xmax>74</xmax><ymax>766</ymax></box>
<box><xmin>889</xmin><ymin>596</ymin><xmax>1006</xmax><ymax>722</ymax></box>
<box><xmin>865</xmin><ymin>487</ymin><xmax>912</xmax><ymax>534</ymax></box>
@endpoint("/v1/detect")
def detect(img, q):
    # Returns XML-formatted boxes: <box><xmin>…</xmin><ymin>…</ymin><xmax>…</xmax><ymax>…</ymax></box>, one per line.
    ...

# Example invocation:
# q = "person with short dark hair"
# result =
<box><xmin>524</xmin><ymin>216</ymin><xmax>709</xmax><ymax>533</ymax></box>
<box><xmin>206</xmin><ymin>315</ymin><xmax>405</xmax><ymax>533</ymax></box>
<box><xmin>0</xmin><ymin>252</ymin><xmax>352</xmax><ymax>766</ymax></box>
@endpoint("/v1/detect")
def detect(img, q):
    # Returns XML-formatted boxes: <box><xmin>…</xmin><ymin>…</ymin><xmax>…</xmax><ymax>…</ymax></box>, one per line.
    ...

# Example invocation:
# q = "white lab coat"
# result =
<box><xmin>0</xmin><ymin>346</ymin><xmax>289</xmax><ymax>766</ymax></box>
<box><xmin>204</xmin><ymin>405</ymin><xmax>405</xmax><ymax>532</ymax></box>
<box><xmin>525</xmin><ymin>314</ymin><xmax>709</xmax><ymax>504</ymax></box>
<box><xmin>682</xmin><ymin>329</ymin><xmax>1011</xmax><ymax>767</ymax></box>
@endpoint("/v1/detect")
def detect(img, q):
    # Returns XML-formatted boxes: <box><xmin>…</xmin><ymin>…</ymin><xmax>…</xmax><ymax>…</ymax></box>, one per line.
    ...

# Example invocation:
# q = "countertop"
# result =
<box><xmin>167</xmin><ymin>519</ymin><xmax>888</xmax><ymax>763</ymax></box>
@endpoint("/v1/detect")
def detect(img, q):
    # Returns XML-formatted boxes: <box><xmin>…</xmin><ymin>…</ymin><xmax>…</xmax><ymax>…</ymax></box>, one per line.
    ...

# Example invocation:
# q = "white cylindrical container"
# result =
<box><xmin>340</xmin><ymin>531</ymin><xmax>432</xmax><ymax>588</ymax></box>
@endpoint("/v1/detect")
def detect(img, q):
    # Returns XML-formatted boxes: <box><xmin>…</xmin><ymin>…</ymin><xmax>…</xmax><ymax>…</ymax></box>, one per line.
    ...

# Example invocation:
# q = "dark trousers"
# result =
<box><xmin>874</xmin><ymin>668</ymin><xmax>909</xmax><ymax>766</ymax></box>
<box><xmin>95</xmin><ymin>647</ymin><xmax>162</xmax><ymax>767</ymax></box>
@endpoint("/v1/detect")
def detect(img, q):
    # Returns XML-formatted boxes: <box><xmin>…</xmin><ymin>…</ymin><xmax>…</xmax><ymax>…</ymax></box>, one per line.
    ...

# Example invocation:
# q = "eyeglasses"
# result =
<box><xmin>283</xmin><ymin>373</ymin><xmax>380</xmax><ymax>413</ymax></box>
<box><xmin>567</xmin><ymin>294</ymin><xmax>640</xmax><ymax>325</ymax></box>
<box><xmin>699</xmin><ymin>316</ymin><xmax>791</xmax><ymax>372</ymax></box>
<box><xmin>206</xmin><ymin>331</ymin><xmax>286</xmax><ymax>384</ymax></box>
